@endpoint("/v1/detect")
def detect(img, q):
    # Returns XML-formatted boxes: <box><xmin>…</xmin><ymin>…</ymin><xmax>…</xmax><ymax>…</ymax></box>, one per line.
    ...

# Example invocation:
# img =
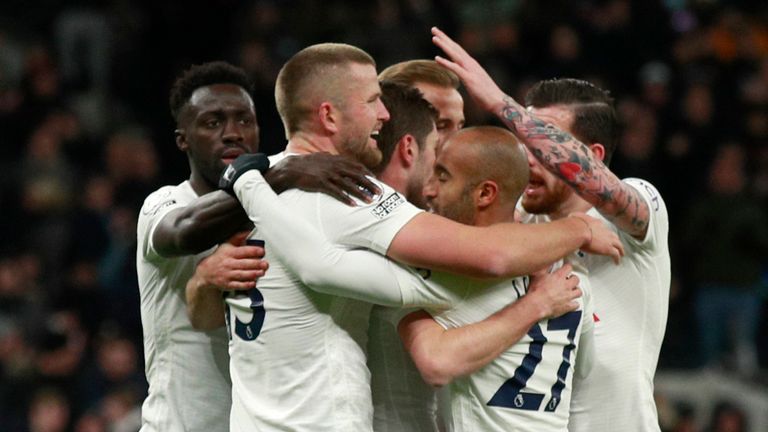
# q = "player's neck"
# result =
<box><xmin>377</xmin><ymin>165</ymin><xmax>407</xmax><ymax>197</ymax></box>
<box><xmin>188</xmin><ymin>169</ymin><xmax>215</xmax><ymax>196</ymax></box>
<box><xmin>475</xmin><ymin>204</ymin><xmax>516</xmax><ymax>227</ymax></box>
<box><xmin>549</xmin><ymin>194</ymin><xmax>592</xmax><ymax>220</ymax></box>
<box><xmin>285</xmin><ymin>132</ymin><xmax>339</xmax><ymax>156</ymax></box>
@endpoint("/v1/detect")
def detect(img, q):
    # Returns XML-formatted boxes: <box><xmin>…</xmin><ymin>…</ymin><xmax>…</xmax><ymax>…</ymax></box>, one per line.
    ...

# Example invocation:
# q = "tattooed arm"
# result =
<box><xmin>430</xmin><ymin>27</ymin><xmax>649</xmax><ymax>239</ymax></box>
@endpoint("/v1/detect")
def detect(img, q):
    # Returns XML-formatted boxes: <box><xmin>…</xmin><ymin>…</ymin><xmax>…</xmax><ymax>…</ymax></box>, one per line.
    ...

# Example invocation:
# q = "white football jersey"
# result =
<box><xmin>522</xmin><ymin>178</ymin><xmax>670</xmax><ymax>432</ymax></box>
<box><xmin>416</xmin><ymin>262</ymin><xmax>593</xmax><ymax>432</ymax></box>
<box><xmin>367</xmin><ymin>305</ymin><xmax>440</xmax><ymax>432</ymax></box>
<box><xmin>136</xmin><ymin>181</ymin><xmax>231</xmax><ymax>432</ymax></box>
<box><xmin>225</xmin><ymin>175</ymin><xmax>423</xmax><ymax>432</ymax></box>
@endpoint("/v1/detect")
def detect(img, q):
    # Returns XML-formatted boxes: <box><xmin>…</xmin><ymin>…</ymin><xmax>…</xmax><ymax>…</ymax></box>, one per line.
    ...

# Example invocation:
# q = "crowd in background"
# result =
<box><xmin>0</xmin><ymin>0</ymin><xmax>766</xmax><ymax>431</ymax></box>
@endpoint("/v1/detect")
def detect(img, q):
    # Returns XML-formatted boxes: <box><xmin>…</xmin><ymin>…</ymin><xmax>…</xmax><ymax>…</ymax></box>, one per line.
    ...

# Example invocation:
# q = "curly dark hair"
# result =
<box><xmin>169</xmin><ymin>61</ymin><xmax>253</xmax><ymax>122</ymax></box>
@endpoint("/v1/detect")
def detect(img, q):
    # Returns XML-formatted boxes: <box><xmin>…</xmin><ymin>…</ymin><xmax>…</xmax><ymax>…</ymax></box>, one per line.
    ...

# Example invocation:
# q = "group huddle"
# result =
<box><xmin>136</xmin><ymin>28</ymin><xmax>670</xmax><ymax>431</ymax></box>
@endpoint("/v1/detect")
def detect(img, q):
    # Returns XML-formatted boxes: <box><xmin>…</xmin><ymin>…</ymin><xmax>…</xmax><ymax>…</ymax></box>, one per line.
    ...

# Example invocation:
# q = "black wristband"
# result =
<box><xmin>219</xmin><ymin>153</ymin><xmax>271</xmax><ymax>195</ymax></box>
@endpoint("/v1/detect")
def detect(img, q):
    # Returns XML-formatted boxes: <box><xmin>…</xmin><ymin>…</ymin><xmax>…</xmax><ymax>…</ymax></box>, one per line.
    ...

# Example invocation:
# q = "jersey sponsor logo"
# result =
<box><xmin>371</xmin><ymin>192</ymin><xmax>404</xmax><ymax>220</ymax></box>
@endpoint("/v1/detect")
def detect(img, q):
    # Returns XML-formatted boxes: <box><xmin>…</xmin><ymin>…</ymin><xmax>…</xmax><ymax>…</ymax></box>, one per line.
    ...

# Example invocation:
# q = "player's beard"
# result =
<box><xmin>521</xmin><ymin>179</ymin><xmax>572</xmax><ymax>215</ymax></box>
<box><xmin>434</xmin><ymin>186</ymin><xmax>476</xmax><ymax>225</ymax></box>
<box><xmin>405</xmin><ymin>172</ymin><xmax>428</xmax><ymax>210</ymax></box>
<box><xmin>338</xmin><ymin>136</ymin><xmax>382</xmax><ymax>169</ymax></box>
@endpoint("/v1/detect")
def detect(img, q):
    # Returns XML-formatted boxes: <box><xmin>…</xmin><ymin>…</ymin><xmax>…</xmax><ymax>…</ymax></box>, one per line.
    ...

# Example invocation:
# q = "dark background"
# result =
<box><xmin>0</xmin><ymin>1</ymin><xmax>766</xmax><ymax>431</ymax></box>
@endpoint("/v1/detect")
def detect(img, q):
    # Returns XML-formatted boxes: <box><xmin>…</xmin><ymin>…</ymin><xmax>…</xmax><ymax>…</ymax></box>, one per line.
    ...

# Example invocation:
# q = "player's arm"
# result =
<box><xmin>387</xmin><ymin>211</ymin><xmax>622</xmax><ymax>279</ymax></box>
<box><xmin>153</xmin><ymin>153</ymin><xmax>380</xmax><ymax>257</ymax></box>
<box><xmin>229</xmin><ymin>155</ymin><xmax>622</xmax><ymax>284</ymax></box>
<box><xmin>229</xmin><ymin>168</ymin><xmax>411</xmax><ymax>306</ymax></box>
<box><xmin>430</xmin><ymin>26</ymin><xmax>649</xmax><ymax>239</ymax></box>
<box><xmin>399</xmin><ymin>265</ymin><xmax>580</xmax><ymax>387</ymax></box>
<box><xmin>186</xmin><ymin>233</ymin><xmax>268</xmax><ymax>330</ymax></box>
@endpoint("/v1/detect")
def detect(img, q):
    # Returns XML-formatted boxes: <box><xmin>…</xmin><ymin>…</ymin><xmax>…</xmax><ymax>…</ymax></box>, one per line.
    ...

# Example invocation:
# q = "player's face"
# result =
<box><xmin>414</xmin><ymin>82</ymin><xmax>465</xmax><ymax>147</ymax></box>
<box><xmin>423</xmin><ymin>140</ymin><xmax>476</xmax><ymax>225</ymax></box>
<box><xmin>178</xmin><ymin>84</ymin><xmax>259</xmax><ymax>187</ymax></box>
<box><xmin>336</xmin><ymin>63</ymin><xmax>390</xmax><ymax>169</ymax></box>
<box><xmin>521</xmin><ymin>105</ymin><xmax>575</xmax><ymax>215</ymax></box>
<box><xmin>405</xmin><ymin>126</ymin><xmax>439</xmax><ymax>210</ymax></box>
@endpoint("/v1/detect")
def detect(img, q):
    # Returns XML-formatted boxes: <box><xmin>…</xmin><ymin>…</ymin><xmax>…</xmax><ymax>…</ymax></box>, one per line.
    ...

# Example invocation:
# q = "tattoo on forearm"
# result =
<box><xmin>498</xmin><ymin>95</ymin><xmax>650</xmax><ymax>236</ymax></box>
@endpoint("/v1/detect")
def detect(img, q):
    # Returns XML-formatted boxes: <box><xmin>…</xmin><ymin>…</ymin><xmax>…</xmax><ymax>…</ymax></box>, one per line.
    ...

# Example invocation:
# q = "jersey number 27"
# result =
<box><xmin>487</xmin><ymin>310</ymin><xmax>582</xmax><ymax>412</ymax></box>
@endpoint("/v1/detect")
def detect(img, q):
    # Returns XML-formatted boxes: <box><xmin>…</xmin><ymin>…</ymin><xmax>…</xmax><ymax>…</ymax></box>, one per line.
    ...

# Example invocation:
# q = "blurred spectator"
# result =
<box><xmin>76</xmin><ymin>326</ymin><xmax>145</xmax><ymax>414</ymax></box>
<box><xmin>26</xmin><ymin>388</ymin><xmax>71</xmax><ymax>432</ymax></box>
<box><xmin>613</xmin><ymin>97</ymin><xmax>661</xmax><ymax>182</ymax></box>
<box><xmin>684</xmin><ymin>144</ymin><xmax>768</xmax><ymax>375</ymax></box>
<box><xmin>0</xmin><ymin>0</ymin><xmax>766</xmax><ymax>428</ymax></box>
<box><xmin>706</xmin><ymin>400</ymin><xmax>748</xmax><ymax>432</ymax></box>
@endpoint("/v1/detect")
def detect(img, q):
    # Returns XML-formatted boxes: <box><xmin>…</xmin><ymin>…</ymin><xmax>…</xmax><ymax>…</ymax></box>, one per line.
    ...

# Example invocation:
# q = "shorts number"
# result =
<box><xmin>487</xmin><ymin>310</ymin><xmax>582</xmax><ymax>412</ymax></box>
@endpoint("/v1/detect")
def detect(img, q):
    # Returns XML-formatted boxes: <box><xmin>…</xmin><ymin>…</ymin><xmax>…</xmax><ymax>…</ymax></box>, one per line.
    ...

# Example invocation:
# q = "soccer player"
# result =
<box><xmin>135</xmin><ymin>61</ymin><xmax>378</xmax><ymax>431</ymax></box>
<box><xmin>399</xmin><ymin>126</ymin><xmax>594</xmax><ymax>431</ymax></box>
<box><xmin>213</xmin><ymin>43</ymin><xmax>622</xmax><ymax>431</ymax></box>
<box><xmin>430</xmin><ymin>27</ymin><xmax>671</xmax><ymax>432</ymax></box>
<box><xmin>379</xmin><ymin>59</ymin><xmax>465</xmax><ymax>144</ymax></box>
<box><xmin>369</xmin><ymin>60</ymin><xmax>466</xmax><ymax>432</ymax></box>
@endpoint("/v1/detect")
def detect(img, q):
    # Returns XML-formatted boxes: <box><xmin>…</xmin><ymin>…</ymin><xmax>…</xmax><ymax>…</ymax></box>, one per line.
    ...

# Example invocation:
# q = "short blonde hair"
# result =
<box><xmin>275</xmin><ymin>43</ymin><xmax>375</xmax><ymax>136</ymax></box>
<box><xmin>378</xmin><ymin>59</ymin><xmax>460</xmax><ymax>89</ymax></box>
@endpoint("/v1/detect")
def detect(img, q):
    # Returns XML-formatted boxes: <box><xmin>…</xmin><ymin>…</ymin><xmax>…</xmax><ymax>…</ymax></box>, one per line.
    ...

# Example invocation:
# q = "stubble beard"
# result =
<box><xmin>435</xmin><ymin>191</ymin><xmax>475</xmax><ymax>225</ymax></box>
<box><xmin>338</xmin><ymin>136</ymin><xmax>382</xmax><ymax>169</ymax></box>
<box><xmin>521</xmin><ymin>182</ymin><xmax>571</xmax><ymax>216</ymax></box>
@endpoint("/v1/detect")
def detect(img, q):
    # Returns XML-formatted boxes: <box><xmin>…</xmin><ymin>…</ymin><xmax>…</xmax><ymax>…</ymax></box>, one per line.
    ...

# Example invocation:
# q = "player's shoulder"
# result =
<box><xmin>623</xmin><ymin>178</ymin><xmax>664</xmax><ymax>205</ymax></box>
<box><xmin>361</xmin><ymin>177</ymin><xmax>409</xmax><ymax>217</ymax></box>
<box><xmin>139</xmin><ymin>182</ymin><xmax>189</xmax><ymax>218</ymax></box>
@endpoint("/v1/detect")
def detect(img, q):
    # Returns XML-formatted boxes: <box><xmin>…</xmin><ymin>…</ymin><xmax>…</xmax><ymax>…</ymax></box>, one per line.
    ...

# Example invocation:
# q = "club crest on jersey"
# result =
<box><xmin>514</xmin><ymin>394</ymin><xmax>524</xmax><ymax>408</ymax></box>
<box><xmin>371</xmin><ymin>192</ymin><xmax>404</xmax><ymax>220</ymax></box>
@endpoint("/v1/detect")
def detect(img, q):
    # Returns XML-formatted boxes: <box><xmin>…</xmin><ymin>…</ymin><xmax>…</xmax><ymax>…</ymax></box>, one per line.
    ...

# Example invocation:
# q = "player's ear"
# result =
<box><xmin>175</xmin><ymin>129</ymin><xmax>187</xmax><ymax>151</ymax></box>
<box><xmin>318</xmin><ymin>102</ymin><xmax>339</xmax><ymax>134</ymax></box>
<box><xmin>589</xmin><ymin>143</ymin><xmax>605</xmax><ymax>162</ymax></box>
<box><xmin>476</xmin><ymin>180</ymin><xmax>498</xmax><ymax>209</ymax></box>
<box><xmin>396</xmin><ymin>134</ymin><xmax>417</xmax><ymax>168</ymax></box>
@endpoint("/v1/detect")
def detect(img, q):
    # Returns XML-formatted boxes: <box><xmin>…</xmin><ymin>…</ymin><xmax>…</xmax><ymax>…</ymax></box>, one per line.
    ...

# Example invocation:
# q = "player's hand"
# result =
<box><xmin>570</xmin><ymin>212</ymin><xmax>624</xmax><ymax>264</ymax></box>
<box><xmin>193</xmin><ymin>232</ymin><xmax>269</xmax><ymax>291</ymax></box>
<box><xmin>431</xmin><ymin>26</ymin><xmax>507</xmax><ymax>113</ymax></box>
<box><xmin>264</xmin><ymin>153</ymin><xmax>381</xmax><ymax>205</ymax></box>
<box><xmin>526</xmin><ymin>263</ymin><xmax>581</xmax><ymax>319</ymax></box>
<box><xmin>219</xmin><ymin>153</ymin><xmax>271</xmax><ymax>195</ymax></box>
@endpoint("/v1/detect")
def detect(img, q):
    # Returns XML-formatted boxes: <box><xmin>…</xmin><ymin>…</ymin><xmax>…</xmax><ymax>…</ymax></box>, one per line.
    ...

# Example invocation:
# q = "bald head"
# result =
<box><xmin>426</xmin><ymin>126</ymin><xmax>528</xmax><ymax>225</ymax></box>
<box><xmin>445</xmin><ymin>127</ymin><xmax>529</xmax><ymax>205</ymax></box>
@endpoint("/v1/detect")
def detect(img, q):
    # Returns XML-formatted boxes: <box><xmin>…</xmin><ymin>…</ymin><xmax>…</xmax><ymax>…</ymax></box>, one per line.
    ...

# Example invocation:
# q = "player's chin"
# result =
<box><xmin>521</xmin><ymin>196</ymin><xmax>546</xmax><ymax>215</ymax></box>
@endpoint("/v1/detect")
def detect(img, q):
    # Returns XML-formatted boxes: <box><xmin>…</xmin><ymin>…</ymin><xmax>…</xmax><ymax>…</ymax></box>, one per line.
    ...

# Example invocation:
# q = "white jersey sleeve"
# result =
<box><xmin>138</xmin><ymin>185</ymin><xmax>187</xmax><ymax>263</ymax></box>
<box><xmin>621</xmin><ymin>178</ymin><xmax>667</xmax><ymax>251</ymax></box>
<box><xmin>234</xmin><ymin>169</ymin><xmax>432</xmax><ymax>306</ymax></box>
